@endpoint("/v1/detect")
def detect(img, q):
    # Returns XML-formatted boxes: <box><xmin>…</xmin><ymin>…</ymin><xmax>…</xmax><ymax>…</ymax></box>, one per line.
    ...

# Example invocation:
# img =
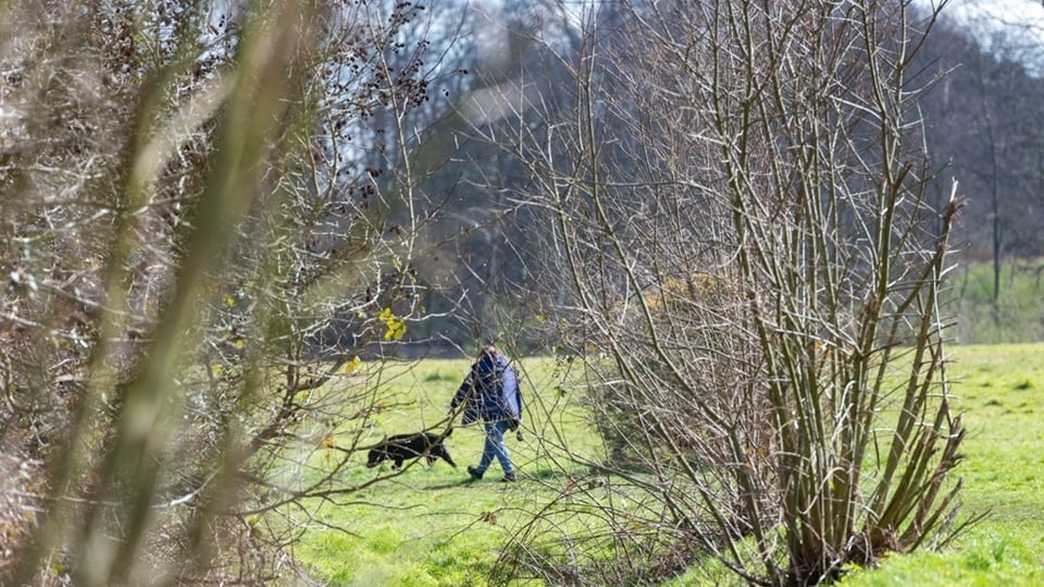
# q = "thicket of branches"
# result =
<box><xmin>487</xmin><ymin>1</ymin><xmax>971</xmax><ymax>584</ymax></box>
<box><xmin>0</xmin><ymin>1</ymin><xmax>469</xmax><ymax>583</ymax></box>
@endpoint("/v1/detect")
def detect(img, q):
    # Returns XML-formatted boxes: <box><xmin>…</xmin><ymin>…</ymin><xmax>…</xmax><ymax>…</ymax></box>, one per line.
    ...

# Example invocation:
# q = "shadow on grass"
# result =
<box><xmin>422</xmin><ymin>466</ymin><xmax>570</xmax><ymax>489</ymax></box>
<box><xmin>423</xmin><ymin>478</ymin><xmax>475</xmax><ymax>490</ymax></box>
<box><xmin>521</xmin><ymin>467</ymin><xmax>564</xmax><ymax>482</ymax></box>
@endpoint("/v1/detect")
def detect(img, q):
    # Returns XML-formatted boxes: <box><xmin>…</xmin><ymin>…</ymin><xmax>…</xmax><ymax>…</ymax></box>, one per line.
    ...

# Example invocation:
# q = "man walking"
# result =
<box><xmin>450</xmin><ymin>343</ymin><xmax>522</xmax><ymax>482</ymax></box>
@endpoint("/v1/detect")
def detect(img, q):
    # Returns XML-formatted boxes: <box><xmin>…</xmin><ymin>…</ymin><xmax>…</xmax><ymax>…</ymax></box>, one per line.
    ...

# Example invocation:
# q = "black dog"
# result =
<box><xmin>366</xmin><ymin>429</ymin><xmax>456</xmax><ymax>469</ymax></box>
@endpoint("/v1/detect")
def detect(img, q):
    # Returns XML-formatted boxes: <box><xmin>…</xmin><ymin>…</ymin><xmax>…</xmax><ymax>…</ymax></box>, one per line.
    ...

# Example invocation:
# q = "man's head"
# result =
<box><xmin>479</xmin><ymin>339</ymin><xmax>497</xmax><ymax>359</ymax></box>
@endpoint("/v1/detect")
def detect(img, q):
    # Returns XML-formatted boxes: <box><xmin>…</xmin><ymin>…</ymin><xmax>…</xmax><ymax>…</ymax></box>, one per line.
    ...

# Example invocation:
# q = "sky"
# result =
<box><xmin>937</xmin><ymin>0</ymin><xmax>1044</xmax><ymax>72</ymax></box>
<box><xmin>941</xmin><ymin>0</ymin><xmax>1044</xmax><ymax>25</ymax></box>
<box><xmin>920</xmin><ymin>0</ymin><xmax>1044</xmax><ymax>44</ymax></box>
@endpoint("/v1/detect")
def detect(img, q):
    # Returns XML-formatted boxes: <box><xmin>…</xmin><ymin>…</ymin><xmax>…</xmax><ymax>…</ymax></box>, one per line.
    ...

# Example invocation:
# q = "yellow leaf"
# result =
<box><xmin>224</xmin><ymin>294</ymin><xmax>236</xmax><ymax>307</ymax></box>
<box><xmin>383</xmin><ymin>320</ymin><xmax>406</xmax><ymax>341</ymax></box>
<box><xmin>378</xmin><ymin>308</ymin><xmax>406</xmax><ymax>341</ymax></box>
<box><xmin>343</xmin><ymin>356</ymin><xmax>362</xmax><ymax>374</ymax></box>
<box><xmin>232</xmin><ymin>338</ymin><xmax>246</xmax><ymax>350</ymax></box>
<box><xmin>321</xmin><ymin>435</ymin><xmax>336</xmax><ymax>449</ymax></box>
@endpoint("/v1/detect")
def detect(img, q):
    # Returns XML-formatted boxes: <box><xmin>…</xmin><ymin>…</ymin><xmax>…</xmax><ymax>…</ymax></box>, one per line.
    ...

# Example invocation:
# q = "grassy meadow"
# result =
<box><xmin>291</xmin><ymin>344</ymin><xmax>1044</xmax><ymax>586</ymax></box>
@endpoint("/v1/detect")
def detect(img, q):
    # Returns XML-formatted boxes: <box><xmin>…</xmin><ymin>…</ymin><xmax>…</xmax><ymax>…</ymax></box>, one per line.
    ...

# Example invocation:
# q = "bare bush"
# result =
<box><xmin>488</xmin><ymin>1</ymin><xmax>970</xmax><ymax>584</ymax></box>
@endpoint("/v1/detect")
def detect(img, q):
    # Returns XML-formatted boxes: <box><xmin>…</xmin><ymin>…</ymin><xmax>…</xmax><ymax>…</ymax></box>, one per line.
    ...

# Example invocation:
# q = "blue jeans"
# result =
<box><xmin>476</xmin><ymin>419</ymin><xmax>514</xmax><ymax>475</ymax></box>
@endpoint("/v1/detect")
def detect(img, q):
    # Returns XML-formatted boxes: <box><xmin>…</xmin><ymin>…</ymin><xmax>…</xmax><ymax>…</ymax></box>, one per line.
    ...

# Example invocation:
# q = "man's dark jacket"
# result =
<box><xmin>451</xmin><ymin>351</ymin><xmax>522</xmax><ymax>428</ymax></box>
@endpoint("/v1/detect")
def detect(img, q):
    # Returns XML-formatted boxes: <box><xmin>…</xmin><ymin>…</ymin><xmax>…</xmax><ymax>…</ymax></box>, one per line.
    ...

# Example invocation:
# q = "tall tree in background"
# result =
<box><xmin>913</xmin><ymin>5</ymin><xmax>1044</xmax><ymax>340</ymax></box>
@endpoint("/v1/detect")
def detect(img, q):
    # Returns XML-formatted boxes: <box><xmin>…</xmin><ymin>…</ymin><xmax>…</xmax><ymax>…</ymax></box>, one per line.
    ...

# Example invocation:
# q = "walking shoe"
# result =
<box><xmin>500</xmin><ymin>472</ymin><xmax>517</xmax><ymax>483</ymax></box>
<box><xmin>467</xmin><ymin>465</ymin><xmax>483</xmax><ymax>481</ymax></box>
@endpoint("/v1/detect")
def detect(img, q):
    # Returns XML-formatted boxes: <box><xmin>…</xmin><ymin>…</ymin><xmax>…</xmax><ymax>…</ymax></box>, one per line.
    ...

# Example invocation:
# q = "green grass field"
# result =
<box><xmin>292</xmin><ymin>344</ymin><xmax>1044</xmax><ymax>586</ymax></box>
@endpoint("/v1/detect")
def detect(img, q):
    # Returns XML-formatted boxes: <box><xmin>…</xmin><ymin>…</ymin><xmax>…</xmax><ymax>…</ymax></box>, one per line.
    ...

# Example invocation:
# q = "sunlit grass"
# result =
<box><xmin>291</xmin><ymin>356</ymin><xmax>603</xmax><ymax>586</ymax></box>
<box><xmin>289</xmin><ymin>344</ymin><xmax>1044</xmax><ymax>585</ymax></box>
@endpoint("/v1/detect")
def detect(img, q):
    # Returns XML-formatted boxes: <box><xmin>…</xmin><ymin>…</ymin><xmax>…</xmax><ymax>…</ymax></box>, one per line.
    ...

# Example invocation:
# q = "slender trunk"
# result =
<box><xmin>992</xmin><ymin>173</ymin><xmax>1000</xmax><ymax>318</ymax></box>
<box><xmin>981</xmin><ymin>85</ymin><xmax>1001</xmax><ymax>323</ymax></box>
